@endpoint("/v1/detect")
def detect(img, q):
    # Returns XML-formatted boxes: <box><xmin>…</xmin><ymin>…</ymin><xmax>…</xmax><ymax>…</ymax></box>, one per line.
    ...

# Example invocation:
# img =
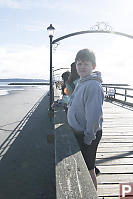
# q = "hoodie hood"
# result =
<box><xmin>79</xmin><ymin>71</ymin><xmax>102</xmax><ymax>83</ymax></box>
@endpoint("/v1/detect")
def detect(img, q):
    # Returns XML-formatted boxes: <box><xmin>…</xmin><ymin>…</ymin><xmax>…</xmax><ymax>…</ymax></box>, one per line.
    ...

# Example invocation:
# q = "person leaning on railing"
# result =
<box><xmin>67</xmin><ymin>49</ymin><xmax>104</xmax><ymax>190</ymax></box>
<box><xmin>63</xmin><ymin>61</ymin><xmax>102</xmax><ymax>179</ymax></box>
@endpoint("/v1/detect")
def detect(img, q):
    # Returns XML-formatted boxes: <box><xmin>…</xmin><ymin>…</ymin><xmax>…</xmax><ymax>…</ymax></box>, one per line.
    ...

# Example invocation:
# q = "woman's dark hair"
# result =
<box><xmin>61</xmin><ymin>71</ymin><xmax>70</xmax><ymax>95</ymax></box>
<box><xmin>61</xmin><ymin>71</ymin><xmax>70</xmax><ymax>83</ymax></box>
<box><xmin>67</xmin><ymin>62</ymin><xmax>79</xmax><ymax>88</ymax></box>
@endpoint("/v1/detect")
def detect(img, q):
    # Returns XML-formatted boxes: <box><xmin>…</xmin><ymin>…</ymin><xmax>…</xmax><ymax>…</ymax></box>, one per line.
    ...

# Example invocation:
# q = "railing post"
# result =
<box><xmin>106</xmin><ymin>86</ymin><xmax>107</xmax><ymax>94</ymax></box>
<box><xmin>125</xmin><ymin>89</ymin><xmax>127</xmax><ymax>102</ymax></box>
<box><xmin>114</xmin><ymin>88</ymin><xmax>116</xmax><ymax>99</ymax></box>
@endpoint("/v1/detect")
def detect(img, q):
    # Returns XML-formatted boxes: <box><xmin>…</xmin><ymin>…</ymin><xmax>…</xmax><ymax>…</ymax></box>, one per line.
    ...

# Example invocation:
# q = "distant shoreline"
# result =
<box><xmin>0</xmin><ymin>84</ymin><xmax>49</xmax><ymax>97</ymax></box>
<box><xmin>8</xmin><ymin>83</ymin><xmax>50</xmax><ymax>85</ymax></box>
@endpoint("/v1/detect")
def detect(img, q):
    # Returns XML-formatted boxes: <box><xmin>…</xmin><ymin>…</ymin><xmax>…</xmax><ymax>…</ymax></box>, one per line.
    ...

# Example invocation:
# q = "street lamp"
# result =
<box><xmin>47</xmin><ymin>24</ymin><xmax>55</xmax><ymax>110</ymax></box>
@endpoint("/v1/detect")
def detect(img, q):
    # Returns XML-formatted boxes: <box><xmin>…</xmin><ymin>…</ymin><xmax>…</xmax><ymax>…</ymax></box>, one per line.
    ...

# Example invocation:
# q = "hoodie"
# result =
<box><xmin>67</xmin><ymin>71</ymin><xmax>104</xmax><ymax>145</ymax></box>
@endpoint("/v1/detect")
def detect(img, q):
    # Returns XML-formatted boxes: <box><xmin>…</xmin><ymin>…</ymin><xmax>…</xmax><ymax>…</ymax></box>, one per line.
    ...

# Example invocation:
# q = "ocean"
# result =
<box><xmin>1</xmin><ymin>81</ymin><xmax>133</xmax><ymax>104</ymax></box>
<box><xmin>0</xmin><ymin>82</ymin><xmax>49</xmax><ymax>96</ymax></box>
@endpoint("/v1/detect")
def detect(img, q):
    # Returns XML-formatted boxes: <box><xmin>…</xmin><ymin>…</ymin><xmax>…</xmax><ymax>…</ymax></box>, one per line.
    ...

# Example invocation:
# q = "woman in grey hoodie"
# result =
<box><xmin>67</xmin><ymin>49</ymin><xmax>104</xmax><ymax>190</ymax></box>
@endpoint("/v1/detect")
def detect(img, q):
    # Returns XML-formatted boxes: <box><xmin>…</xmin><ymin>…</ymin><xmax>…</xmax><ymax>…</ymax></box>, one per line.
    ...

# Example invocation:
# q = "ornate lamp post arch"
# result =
<box><xmin>47</xmin><ymin>22</ymin><xmax>133</xmax><ymax>110</ymax></box>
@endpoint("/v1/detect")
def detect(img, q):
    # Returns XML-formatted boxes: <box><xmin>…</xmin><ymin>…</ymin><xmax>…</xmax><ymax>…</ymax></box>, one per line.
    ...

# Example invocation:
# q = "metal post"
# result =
<box><xmin>125</xmin><ymin>89</ymin><xmax>127</xmax><ymax>102</ymax></box>
<box><xmin>49</xmin><ymin>35</ymin><xmax>53</xmax><ymax>110</ymax></box>
<box><xmin>106</xmin><ymin>86</ymin><xmax>107</xmax><ymax>94</ymax></box>
<box><xmin>114</xmin><ymin>88</ymin><xmax>116</xmax><ymax>99</ymax></box>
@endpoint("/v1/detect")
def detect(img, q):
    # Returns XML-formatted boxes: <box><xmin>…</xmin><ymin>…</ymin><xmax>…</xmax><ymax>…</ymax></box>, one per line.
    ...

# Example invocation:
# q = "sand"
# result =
<box><xmin>0</xmin><ymin>86</ymin><xmax>49</xmax><ymax>146</ymax></box>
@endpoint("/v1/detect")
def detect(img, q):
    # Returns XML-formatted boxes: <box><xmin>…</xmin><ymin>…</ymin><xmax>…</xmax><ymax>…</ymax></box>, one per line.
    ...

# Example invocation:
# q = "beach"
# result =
<box><xmin>0</xmin><ymin>85</ymin><xmax>49</xmax><ymax>146</ymax></box>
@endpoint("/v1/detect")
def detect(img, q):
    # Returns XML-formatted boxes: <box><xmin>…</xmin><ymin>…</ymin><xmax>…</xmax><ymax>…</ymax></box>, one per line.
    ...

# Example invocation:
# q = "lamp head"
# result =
<box><xmin>47</xmin><ymin>24</ymin><xmax>55</xmax><ymax>37</ymax></box>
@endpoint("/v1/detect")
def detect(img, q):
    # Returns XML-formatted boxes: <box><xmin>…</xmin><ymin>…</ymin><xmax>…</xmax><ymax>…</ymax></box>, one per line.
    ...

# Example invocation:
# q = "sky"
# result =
<box><xmin>0</xmin><ymin>0</ymin><xmax>133</xmax><ymax>85</ymax></box>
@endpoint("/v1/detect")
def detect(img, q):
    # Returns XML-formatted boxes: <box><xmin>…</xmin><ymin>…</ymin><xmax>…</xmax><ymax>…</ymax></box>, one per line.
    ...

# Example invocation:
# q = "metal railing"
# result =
<box><xmin>102</xmin><ymin>84</ymin><xmax>133</xmax><ymax>106</ymax></box>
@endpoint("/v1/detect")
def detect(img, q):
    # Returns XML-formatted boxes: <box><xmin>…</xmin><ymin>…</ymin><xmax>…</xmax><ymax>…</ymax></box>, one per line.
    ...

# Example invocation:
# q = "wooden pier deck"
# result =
<box><xmin>97</xmin><ymin>100</ymin><xmax>133</xmax><ymax>198</ymax></box>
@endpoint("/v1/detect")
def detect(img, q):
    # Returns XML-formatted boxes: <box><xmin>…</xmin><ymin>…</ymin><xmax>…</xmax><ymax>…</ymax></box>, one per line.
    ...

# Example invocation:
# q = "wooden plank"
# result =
<box><xmin>103</xmin><ymin>122</ymin><xmax>133</xmax><ymax>125</ymax></box>
<box><xmin>96</xmin><ymin>158</ymin><xmax>133</xmax><ymax>165</ymax></box>
<box><xmin>103</xmin><ymin>129</ymin><xmax>133</xmax><ymax>132</ymax></box>
<box><xmin>101</xmin><ymin>138</ymin><xmax>133</xmax><ymax>141</ymax></box>
<box><xmin>98</xmin><ymin>184</ymin><xmax>133</xmax><ymax>197</ymax></box>
<box><xmin>103</xmin><ymin>126</ymin><xmax>133</xmax><ymax>130</ymax></box>
<box><xmin>98</xmin><ymin>143</ymin><xmax>133</xmax><ymax>147</ymax></box>
<box><xmin>104</xmin><ymin>118</ymin><xmax>133</xmax><ymax>121</ymax></box>
<box><xmin>104</xmin><ymin>123</ymin><xmax>133</xmax><ymax>126</ymax></box>
<box><xmin>100</xmin><ymin>139</ymin><xmax>133</xmax><ymax>143</ymax></box>
<box><xmin>104</xmin><ymin>120</ymin><xmax>133</xmax><ymax>123</ymax></box>
<box><xmin>101</xmin><ymin>134</ymin><xmax>133</xmax><ymax>136</ymax></box>
<box><xmin>97</xmin><ymin>184</ymin><xmax>119</xmax><ymax>196</ymax></box>
<box><xmin>104</xmin><ymin>115</ymin><xmax>132</xmax><ymax>118</ymax></box>
<box><xmin>101</xmin><ymin>136</ymin><xmax>133</xmax><ymax>139</ymax></box>
<box><xmin>96</xmin><ymin>165</ymin><xmax>133</xmax><ymax>173</ymax></box>
<box><xmin>97</xmin><ymin>147</ymin><xmax>133</xmax><ymax>152</ymax></box>
<box><xmin>97</xmin><ymin>152</ymin><xmax>133</xmax><ymax>158</ymax></box>
<box><xmin>104</xmin><ymin>116</ymin><xmax>133</xmax><ymax>119</ymax></box>
<box><xmin>97</xmin><ymin>174</ymin><xmax>133</xmax><ymax>183</ymax></box>
<box><xmin>103</xmin><ymin>112</ymin><xmax>133</xmax><ymax>116</ymax></box>
<box><xmin>104</xmin><ymin>113</ymin><xmax>133</xmax><ymax>115</ymax></box>
<box><xmin>103</xmin><ymin>116</ymin><xmax>133</xmax><ymax>119</ymax></box>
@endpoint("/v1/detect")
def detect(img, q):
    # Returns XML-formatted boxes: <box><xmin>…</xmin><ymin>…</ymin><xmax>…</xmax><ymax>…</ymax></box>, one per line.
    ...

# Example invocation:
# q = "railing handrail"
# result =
<box><xmin>102</xmin><ymin>84</ymin><xmax>133</xmax><ymax>106</ymax></box>
<box><xmin>102</xmin><ymin>85</ymin><xmax>133</xmax><ymax>91</ymax></box>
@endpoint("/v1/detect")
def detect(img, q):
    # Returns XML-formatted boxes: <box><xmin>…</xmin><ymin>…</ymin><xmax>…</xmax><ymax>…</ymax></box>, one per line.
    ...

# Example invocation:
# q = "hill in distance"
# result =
<box><xmin>0</xmin><ymin>78</ymin><xmax>49</xmax><ymax>82</ymax></box>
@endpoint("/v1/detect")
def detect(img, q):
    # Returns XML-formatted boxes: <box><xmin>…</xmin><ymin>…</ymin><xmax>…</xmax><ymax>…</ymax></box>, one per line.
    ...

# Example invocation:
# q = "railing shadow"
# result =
<box><xmin>54</xmin><ymin>107</ymin><xmax>81</xmax><ymax>163</ymax></box>
<box><xmin>96</xmin><ymin>150</ymin><xmax>133</xmax><ymax>165</ymax></box>
<box><xmin>0</xmin><ymin>93</ymin><xmax>56</xmax><ymax>199</ymax></box>
<box><xmin>55</xmin><ymin>121</ymin><xmax>80</xmax><ymax>163</ymax></box>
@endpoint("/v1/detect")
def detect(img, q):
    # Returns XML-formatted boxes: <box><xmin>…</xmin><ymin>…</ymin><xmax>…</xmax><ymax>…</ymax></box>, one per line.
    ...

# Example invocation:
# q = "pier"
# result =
<box><xmin>0</xmin><ymin>84</ymin><xmax>133</xmax><ymax>198</ymax></box>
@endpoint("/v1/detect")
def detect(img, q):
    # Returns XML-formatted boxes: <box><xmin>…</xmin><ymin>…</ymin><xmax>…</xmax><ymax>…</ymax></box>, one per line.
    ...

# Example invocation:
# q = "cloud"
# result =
<box><xmin>0</xmin><ymin>33</ymin><xmax>133</xmax><ymax>86</ymax></box>
<box><xmin>95</xmin><ymin>36</ymin><xmax>133</xmax><ymax>84</ymax></box>
<box><xmin>17</xmin><ymin>21</ymin><xmax>44</xmax><ymax>32</ymax></box>
<box><xmin>0</xmin><ymin>0</ymin><xmax>47</xmax><ymax>9</ymax></box>
<box><xmin>0</xmin><ymin>44</ymin><xmax>73</xmax><ymax>79</ymax></box>
<box><xmin>0</xmin><ymin>0</ymin><xmax>68</xmax><ymax>9</ymax></box>
<box><xmin>0</xmin><ymin>45</ymin><xmax>50</xmax><ymax>79</ymax></box>
<box><xmin>0</xmin><ymin>0</ymin><xmax>23</xmax><ymax>9</ymax></box>
<box><xmin>0</xmin><ymin>0</ymin><xmax>124</xmax><ymax>17</ymax></box>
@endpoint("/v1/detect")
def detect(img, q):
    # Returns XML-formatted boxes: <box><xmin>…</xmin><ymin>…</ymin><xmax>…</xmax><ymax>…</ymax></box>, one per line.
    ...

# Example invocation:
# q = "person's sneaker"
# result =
<box><xmin>95</xmin><ymin>167</ymin><xmax>101</xmax><ymax>176</ymax></box>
